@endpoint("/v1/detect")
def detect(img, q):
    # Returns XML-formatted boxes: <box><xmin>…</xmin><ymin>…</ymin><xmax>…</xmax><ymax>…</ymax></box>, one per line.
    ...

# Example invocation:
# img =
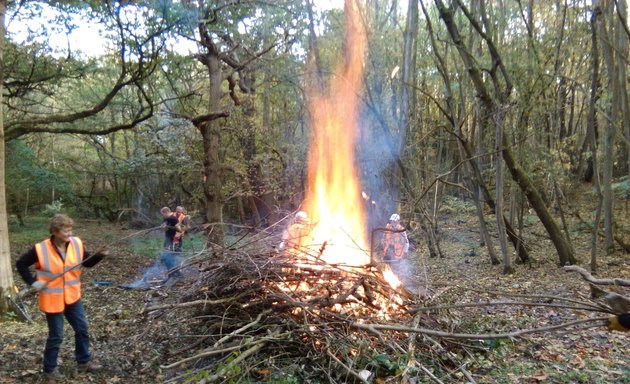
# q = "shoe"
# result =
<box><xmin>44</xmin><ymin>368</ymin><xmax>65</xmax><ymax>383</ymax></box>
<box><xmin>77</xmin><ymin>361</ymin><xmax>103</xmax><ymax>373</ymax></box>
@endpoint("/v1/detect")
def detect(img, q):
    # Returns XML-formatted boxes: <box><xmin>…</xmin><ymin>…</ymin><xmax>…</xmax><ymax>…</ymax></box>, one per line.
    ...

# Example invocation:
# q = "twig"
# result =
<box><xmin>418</xmin><ymin>363</ymin><xmax>446</xmax><ymax>384</ymax></box>
<box><xmin>326</xmin><ymin>349</ymin><xmax>369</xmax><ymax>384</ymax></box>
<box><xmin>423</xmin><ymin>334</ymin><xmax>474</xmax><ymax>383</ymax></box>
<box><xmin>402</xmin><ymin>315</ymin><xmax>447</xmax><ymax>384</ymax></box>
<box><xmin>164</xmin><ymin>340</ymin><xmax>266</xmax><ymax>383</ymax></box>
<box><xmin>212</xmin><ymin>309</ymin><xmax>271</xmax><ymax>348</ymax></box>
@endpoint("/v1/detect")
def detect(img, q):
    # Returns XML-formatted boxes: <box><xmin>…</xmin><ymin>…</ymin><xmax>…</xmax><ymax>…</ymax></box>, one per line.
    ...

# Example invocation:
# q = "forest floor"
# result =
<box><xmin>1</xmin><ymin>184</ymin><xmax>630</xmax><ymax>383</ymax></box>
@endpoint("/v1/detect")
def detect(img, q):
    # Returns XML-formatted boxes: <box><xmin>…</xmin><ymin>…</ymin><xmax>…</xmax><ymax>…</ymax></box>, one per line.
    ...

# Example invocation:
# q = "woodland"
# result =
<box><xmin>0</xmin><ymin>0</ymin><xmax>629</xmax><ymax>383</ymax></box>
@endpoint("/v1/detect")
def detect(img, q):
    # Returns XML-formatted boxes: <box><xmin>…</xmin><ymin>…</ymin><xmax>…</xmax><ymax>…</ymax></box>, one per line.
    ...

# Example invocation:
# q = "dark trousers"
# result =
<box><xmin>43</xmin><ymin>299</ymin><xmax>91</xmax><ymax>373</ymax></box>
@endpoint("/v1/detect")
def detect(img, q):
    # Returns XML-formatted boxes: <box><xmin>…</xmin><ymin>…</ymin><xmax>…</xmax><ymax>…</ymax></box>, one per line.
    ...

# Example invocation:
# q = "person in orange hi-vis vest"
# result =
<box><xmin>278</xmin><ymin>211</ymin><xmax>313</xmax><ymax>253</ymax></box>
<box><xmin>15</xmin><ymin>214</ymin><xmax>108</xmax><ymax>383</ymax></box>
<box><xmin>172</xmin><ymin>206</ymin><xmax>189</xmax><ymax>252</ymax></box>
<box><xmin>382</xmin><ymin>213</ymin><xmax>409</xmax><ymax>263</ymax></box>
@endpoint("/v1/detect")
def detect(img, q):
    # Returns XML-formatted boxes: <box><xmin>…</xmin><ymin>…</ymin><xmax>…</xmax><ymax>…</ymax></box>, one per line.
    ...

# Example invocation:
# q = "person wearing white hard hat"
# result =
<box><xmin>278</xmin><ymin>211</ymin><xmax>313</xmax><ymax>252</ymax></box>
<box><xmin>382</xmin><ymin>213</ymin><xmax>409</xmax><ymax>262</ymax></box>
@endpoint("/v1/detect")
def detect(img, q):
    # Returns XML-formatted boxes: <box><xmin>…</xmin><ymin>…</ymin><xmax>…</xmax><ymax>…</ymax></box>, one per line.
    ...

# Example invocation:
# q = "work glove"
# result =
<box><xmin>31</xmin><ymin>281</ymin><xmax>47</xmax><ymax>291</ymax></box>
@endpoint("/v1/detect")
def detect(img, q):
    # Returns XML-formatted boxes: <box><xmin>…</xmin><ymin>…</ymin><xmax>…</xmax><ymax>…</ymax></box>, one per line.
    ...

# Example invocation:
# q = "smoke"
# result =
<box><xmin>357</xmin><ymin>111</ymin><xmax>400</xmax><ymax>233</ymax></box>
<box><xmin>120</xmin><ymin>251</ymin><xmax>189</xmax><ymax>289</ymax></box>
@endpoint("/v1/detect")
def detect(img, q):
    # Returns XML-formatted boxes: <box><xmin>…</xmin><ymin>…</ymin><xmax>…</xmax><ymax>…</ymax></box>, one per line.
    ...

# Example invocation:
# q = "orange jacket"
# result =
<box><xmin>284</xmin><ymin>223</ymin><xmax>312</xmax><ymax>250</ymax></box>
<box><xmin>383</xmin><ymin>223</ymin><xmax>409</xmax><ymax>258</ymax></box>
<box><xmin>173</xmin><ymin>212</ymin><xmax>187</xmax><ymax>224</ymax></box>
<box><xmin>173</xmin><ymin>213</ymin><xmax>187</xmax><ymax>241</ymax></box>
<box><xmin>35</xmin><ymin>237</ymin><xmax>84</xmax><ymax>313</ymax></box>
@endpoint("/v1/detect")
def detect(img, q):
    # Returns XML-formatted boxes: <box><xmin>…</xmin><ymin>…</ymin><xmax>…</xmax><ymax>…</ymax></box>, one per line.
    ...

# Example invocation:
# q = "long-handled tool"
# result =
<box><xmin>7</xmin><ymin>286</ymin><xmax>33</xmax><ymax>323</ymax></box>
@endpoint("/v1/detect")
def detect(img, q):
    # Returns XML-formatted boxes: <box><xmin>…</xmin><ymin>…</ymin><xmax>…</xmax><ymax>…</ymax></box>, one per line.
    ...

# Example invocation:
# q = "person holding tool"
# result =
<box><xmin>15</xmin><ymin>213</ymin><xmax>108</xmax><ymax>383</ymax></box>
<box><xmin>159</xmin><ymin>206</ymin><xmax>184</xmax><ymax>282</ymax></box>
<box><xmin>172</xmin><ymin>206</ymin><xmax>189</xmax><ymax>251</ymax></box>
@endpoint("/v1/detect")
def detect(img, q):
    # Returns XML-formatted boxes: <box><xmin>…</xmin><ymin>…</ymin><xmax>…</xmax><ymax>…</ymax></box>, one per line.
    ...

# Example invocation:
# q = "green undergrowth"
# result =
<box><xmin>128</xmin><ymin>232</ymin><xmax>207</xmax><ymax>259</ymax></box>
<box><xmin>8</xmin><ymin>216</ymin><xmax>50</xmax><ymax>252</ymax></box>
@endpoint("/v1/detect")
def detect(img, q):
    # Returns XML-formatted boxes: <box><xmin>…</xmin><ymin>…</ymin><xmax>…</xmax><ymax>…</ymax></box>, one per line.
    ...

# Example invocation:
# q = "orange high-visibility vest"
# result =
<box><xmin>384</xmin><ymin>223</ymin><xmax>407</xmax><ymax>258</ymax></box>
<box><xmin>174</xmin><ymin>212</ymin><xmax>186</xmax><ymax>224</ymax></box>
<box><xmin>35</xmin><ymin>237</ymin><xmax>84</xmax><ymax>313</ymax></box>
<box><xmin>173</xmin><ymin>213</ymin><xmax>186</xmax><ymax>241</ymax></box>
<box><xmin>285</xmin><ymin>223</ymin><xmax>311</xmax><ymax>249</ymax></box>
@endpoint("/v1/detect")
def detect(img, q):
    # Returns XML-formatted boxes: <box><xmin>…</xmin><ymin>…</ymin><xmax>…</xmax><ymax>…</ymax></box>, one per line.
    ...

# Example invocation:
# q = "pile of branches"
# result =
<box><xmin>132</xmin><ymin>243</ymin><xmax>629</xmax><ymax>383</ymax></box>
<box><xmin>135</xmin><ymin>247</ymin><xmax>444</xmax><ymax>383</ymax></box>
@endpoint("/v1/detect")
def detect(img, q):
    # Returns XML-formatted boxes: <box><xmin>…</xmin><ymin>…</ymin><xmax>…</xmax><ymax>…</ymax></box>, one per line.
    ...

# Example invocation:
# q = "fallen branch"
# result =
<box><xmin>411</xmin><ymin>300</ymin><xmax>610</xmax><ymax>314</ymax></box>
<box><xmin>351</xmin><ymin>316</ymin><xmax>609</xmax><ymax>340</ymax></box>
<box><xmin>469</xmin><ymin>287</ymin><xmax>610</xmax><ymax>311</ymax></box>
<box><xmin>564</xmin><ymin>266</ymin><xmax>630</xmax><ymax>286</ymax></box>
<box><xmin>142</xmin><ymin>291</ymin><xmax>251</xmax><ymax>314</ymax></box>
<box><xmin>161</xmin><ymin>342</ymin><xmax>251</xmax><ymax>370</ymax></box>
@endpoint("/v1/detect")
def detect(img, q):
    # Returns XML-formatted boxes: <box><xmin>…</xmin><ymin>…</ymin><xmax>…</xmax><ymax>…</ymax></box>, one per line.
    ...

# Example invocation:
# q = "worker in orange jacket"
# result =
<box><xmin>172</xmin><ymin>206</ymin><xmax>189</xmax><ymax>251</ymax></box>
<box><xmin>15</xmin><ymin>214</ymin><xmax>108</xmax><ymax>382</ymax></box>
<box><xmin>278</xmin><ymin>211</ymin><xmax>313</xmax><ymax>252</ymax></box>
<box><xmin>382</xmin><ymin>213</ymin><xmax>409</xmax><ymax>263</ymax></box>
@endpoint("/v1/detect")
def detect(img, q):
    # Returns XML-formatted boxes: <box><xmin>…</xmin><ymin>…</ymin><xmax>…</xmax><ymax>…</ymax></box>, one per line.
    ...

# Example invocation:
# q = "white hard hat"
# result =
<box><xmin>295</xmin><ymin>211</ymin><xmax>308</xmax><ymax>221</ymax></box>
<box><xmin>389</xmin><ymin>213</ymin><xmax>400</xmax><ymax>221</ymax></box>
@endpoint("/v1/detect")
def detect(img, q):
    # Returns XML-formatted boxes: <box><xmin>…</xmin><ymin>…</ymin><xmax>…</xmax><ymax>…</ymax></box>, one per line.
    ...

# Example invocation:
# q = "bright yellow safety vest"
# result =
<box><xmin>35</xmin><ymin>237</ymin><xmax>84</xmax><ymax>313</ymax></box>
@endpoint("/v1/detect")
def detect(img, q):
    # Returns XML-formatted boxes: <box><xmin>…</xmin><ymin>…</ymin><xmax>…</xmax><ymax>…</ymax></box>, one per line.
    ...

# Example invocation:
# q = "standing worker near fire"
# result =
<box><xmin>15</xmin><ymin>214</ymin><xmax>108</xmax><ymax>382</ymax></box>
<box><xmin>278</xmin><ymin>211</ymin><xmax>313</xmax><ymax>252</ymax></box>
<box><xmin>382</xmin><ymin>213</ymin><xmax>409</xmax><ymax>262</ymax></box>
<box><xmin>160</xmin><ymin>206</ymin><xmax>181</xmax><ymax>251</ymax></box>
<box><xmin>159</xmin><ymin>207</ymin><xmax>184</xmax><ymax>280</ymax></box>
<box><xmin>172</xmin><ymin>206</ymin><xmax>189</xmax><ymax>251</ymax></box>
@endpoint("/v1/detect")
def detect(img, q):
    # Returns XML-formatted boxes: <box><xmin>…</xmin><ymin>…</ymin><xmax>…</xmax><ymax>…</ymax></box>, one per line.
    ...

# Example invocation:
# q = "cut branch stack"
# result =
<box><xmin>138</xmin><ymin>248</ymin><xmax>427</xmax><ymax>383</ymax></box>
<box><xmin>130</xmin><ymin>248</ymin><xmax>625</xmax><ymax>383</ymax></box>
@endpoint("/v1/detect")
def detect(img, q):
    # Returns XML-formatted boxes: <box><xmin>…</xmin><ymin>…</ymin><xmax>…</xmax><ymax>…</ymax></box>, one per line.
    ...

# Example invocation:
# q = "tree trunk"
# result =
<box><xmin>240</xmin><ymin>94</ymin><xmax>263</xmax><ymax>227</ymax></box>
<box><xmin>196</xmin><ymin>28</ymin><xmax>228</xmax><ymax>246</ymax></box>
<box><xmin>400</xmin><ymin>0</ymin><xmax>418</xmax><ymax>150</ymax></box>
<box><xmin>588</xmin><ymin>5</ymin><xmax>603</xmax><ymax>272</ymax></box>
<box><xmin>599</xmin><ymin>1</ymin><xmax>617</xmax><ymax>254</ymax></box>
<box><xmin>0</xmin><ymin>0</ymin><xmax>14</xmax><ymax>316</ymax></box>
<box><xmin>501</xmin><ymin>133</ymin><xmax>576</xmax><ymax>265</ymax></box>
<box><xmin>200</xmin><ymin>120</ymin><xmax>225</xmax><ymax>246</ymax></box>
<box><xmin>458</xmin><ymin>133</ymin><xmax>529</xmax><ymax>261</ymax></box>
<box><xmin>495</xmin><ymin>109</ymin><xmax>513</xmax><ymax>274</ymax></box>
<box><xmin>621</xmin><ymin>0</ymin><xmax>630</xmax><ymax>200</ymax></box>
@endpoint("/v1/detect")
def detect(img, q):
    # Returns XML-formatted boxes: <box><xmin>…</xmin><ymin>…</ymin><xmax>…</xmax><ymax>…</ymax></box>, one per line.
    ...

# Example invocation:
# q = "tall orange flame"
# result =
<box><xmin>304</xmin><ymin>0</ymin><xmax>369</xmax><ymax>266</ymax></box>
